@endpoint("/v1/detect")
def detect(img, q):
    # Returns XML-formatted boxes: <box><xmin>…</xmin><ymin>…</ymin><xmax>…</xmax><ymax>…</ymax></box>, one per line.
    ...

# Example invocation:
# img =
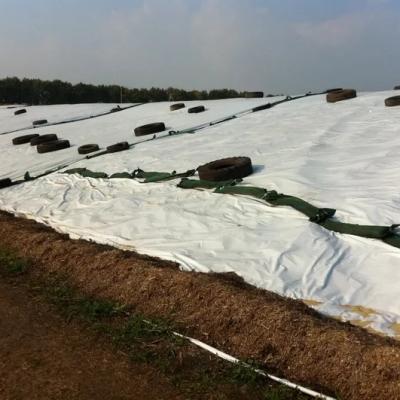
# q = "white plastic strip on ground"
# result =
<box><xmin>141</xmin><ymin>318</ymin><xmax>334</xmax><ymax>399</ymax></box>
<box><xmin>173</xmin><ymin>332</ymin><xmax>335</xmax><ymax>400</ymax></box>
<box><xmin>1</xmin><ymin>92</ymin><xmax>400</xmax><ymax>337</ymax></box>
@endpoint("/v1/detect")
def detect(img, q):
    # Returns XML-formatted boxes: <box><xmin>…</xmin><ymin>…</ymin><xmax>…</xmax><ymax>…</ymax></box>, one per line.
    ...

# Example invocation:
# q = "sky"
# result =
<box><xmin>0</xmin><ymin>0</ymin><xmax>400</xmax><ymax>93</ymax></box>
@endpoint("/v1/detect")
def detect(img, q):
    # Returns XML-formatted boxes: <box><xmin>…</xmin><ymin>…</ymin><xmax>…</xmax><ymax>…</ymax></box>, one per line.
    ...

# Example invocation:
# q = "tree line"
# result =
<box><xmin>0</xmin><ymin>77</ymin><xmax>249</xmax><ymax>105</ymax></box>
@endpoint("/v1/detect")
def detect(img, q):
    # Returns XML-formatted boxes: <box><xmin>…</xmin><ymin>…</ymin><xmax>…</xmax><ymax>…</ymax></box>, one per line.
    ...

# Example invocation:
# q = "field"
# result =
<box><xmin>1</xmin><ymin>92</ymin><xmax>400</xmax><ymax>398</ymax></box>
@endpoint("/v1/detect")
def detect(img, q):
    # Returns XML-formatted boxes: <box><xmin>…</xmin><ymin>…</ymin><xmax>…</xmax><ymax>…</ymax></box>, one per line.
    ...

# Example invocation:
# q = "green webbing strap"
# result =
<box><xmin>57</xmin><ymin>170</ymin><xmax>400</xmax><ymax>249</ymax></box>
<box><xmin>64</xmin><ymin>168</ymin><xmax>108</xmax><ymax>179</ymax></box>
<box><xmin>321</xmin><ymin>220</ymin><xmax>391</xmax><ymax>239</ymax></box>
<box><xmin>214</xmin><ymin>186</ymin><xmax>334</xmax><ymax>222</ymax></box>
<box><xmin>63</xmin><ymin>168</ymin><xmax>195</xmax><ymax>183</ymax></box>
<box><xmin>383</xmin><ymin>233</ymin><xmax>400</xmax><ymax>248</ymax></box>
<box><xmin>178</xmin><ymin>178</ymin><xmax>242</xmax><ymax>190</ymax></box>
<box><xmin>132</xmin><ymin>169</ymin><xmax>196</xmax><ymax>183</ymax></box>
<box><xmin>195</xmin><ymin>181</ymin><xmax>400</xmax><ymax>247</ymax></box>
<box><xmin>110</xmin><ymin>172</ymin><xmax>132</xmax><ymax>179</ymax></box>
<box><xmin>215</xmin><ymin>185</ymin><xmax>268</xmax><ymax>199</ymax></box>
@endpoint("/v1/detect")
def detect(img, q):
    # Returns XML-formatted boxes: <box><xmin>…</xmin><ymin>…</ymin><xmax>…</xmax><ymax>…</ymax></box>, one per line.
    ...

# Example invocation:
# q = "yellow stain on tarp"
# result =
<box><xmin>302</xmin><ymin>299</ymin><xmax>400</xmax><ymax>339</ymax></box>
<box><xmin>344</xmin><ymin>304</ymin><xmax>377</xmax><ymax>318</ymax></box>
<box><xmin>302</xmin><ymin>299</ymin><xmax>322</xmax><ymax>307</ymax></box>
<box><xmin>390</xmin><ymin>323</ymin><xmax>400</xmax><ymax>339</ymax></box>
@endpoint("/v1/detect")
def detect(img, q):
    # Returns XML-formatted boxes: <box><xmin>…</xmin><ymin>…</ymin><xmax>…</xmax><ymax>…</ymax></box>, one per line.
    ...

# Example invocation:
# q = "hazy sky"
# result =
<box><xmin>1</xmin><ymin>0</ymin><xmax>399</xmax><ymax>93</ymax></box>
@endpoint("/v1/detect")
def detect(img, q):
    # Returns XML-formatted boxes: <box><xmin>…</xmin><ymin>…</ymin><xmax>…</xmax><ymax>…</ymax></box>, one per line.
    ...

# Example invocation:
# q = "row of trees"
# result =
<box><xmin>0</xmin><ymin>77</ymin><xmax>251</xmax><ymax>105</ymax></box>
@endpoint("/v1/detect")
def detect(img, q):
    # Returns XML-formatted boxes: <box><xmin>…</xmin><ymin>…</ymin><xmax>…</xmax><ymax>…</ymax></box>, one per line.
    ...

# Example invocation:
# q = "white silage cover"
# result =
<box><xmin>0</xmin><ymin>93</ymin><xmax>399</xmax><ymax>337</ymax></box>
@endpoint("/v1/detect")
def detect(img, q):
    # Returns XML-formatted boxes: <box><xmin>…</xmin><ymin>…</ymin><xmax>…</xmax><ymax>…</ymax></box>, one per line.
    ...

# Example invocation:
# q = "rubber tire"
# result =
<box><xmin>325</xmin><ymin>88</ymin><xmax>343</xmax><ymax>93</ymax></box>
<box><xmin>32</xmin><ymin>119</ymin><xmax>48</xmax><ymax>126</ymax></box>
<box><xmin>385</xmin><ymin>96</ymin><xmax>400</xmax><ymax>107</ymax></box>
<box><xmin>170</xmin><ymin>103</ymin><xmax>185</xmax><ymax>111</ymax></box>
<box><xmin>197</xmin><ymin>157</ymin><xmax>253</xmax><ymax>182</ymax></box>
<box><xmin>37</xmin><ymin>140</ymin><xmax>70</xmax><ymax>154</ymax></box>
<box><xmin>14</xmin><ymin>109</ymin><xmax>27</xmax><ymax>115</ymax></box>
<box><xmin>0</xmin><ymin>178</ymin><xmax>12</xmax><ymax>189</ymax></box>
<box><xmin>394</xmin><ymin>86</ymin><xmax>400</xmax><ymax>90</ymax></box>
<box><xmin>188</xmin><ymin>106</ymin><xmax>206</xmax><ymax>114</ymax></box>
<box><xmin>134</xmin><ymin>122</ymin><xmax>166</xmax><ymax>137</ymax></box>
<box><xmin>106</xmin><ymin>142</ymin><xmax>129</xmax><ymax>153</ymax></box>
<box><xmin>12</xmin><ymin>134</ymin><xmax>39</xmax><ymax>145</ymax></box>
<box><xmin>244</xmin><ymin>92</ymin><xmax>264</xmax><ymax>98</ymax></box>
<box><xmin>30</xmin><ymin>134</ymin><xmax>58</xmax><ymax>146</ymax></box>
<box><xmin>78</xmin><ymin>144</ymin><xmax>100</xmax><ymax>155</ymax></box>
<box><xmin>252</xmin><ymin>103</ymin><xmax>272</xmax><ymax>112</ymax></box>
<box><xmin>326</xmin><ymin>89</ymin><xmax>357</xmax><ymax>103</ymax></box>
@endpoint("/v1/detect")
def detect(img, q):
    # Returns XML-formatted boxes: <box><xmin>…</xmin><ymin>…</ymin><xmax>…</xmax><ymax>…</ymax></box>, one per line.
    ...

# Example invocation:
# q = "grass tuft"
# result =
<box><xmin>0</xmin><ymin>248</ymin><xmax>30</xmax><ymax>275</ymax></box>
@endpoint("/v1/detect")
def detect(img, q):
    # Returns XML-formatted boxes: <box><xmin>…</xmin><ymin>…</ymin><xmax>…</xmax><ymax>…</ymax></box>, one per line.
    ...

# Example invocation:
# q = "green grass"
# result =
<box><xmin>0</xmin><ymin>248</ymin><xmax>30</xmax><ymax>274</ymax></box>
<box><xmin>43</xmin><ymin>283</ymin><xmax>126</xmax><ymax>322</ymax></box>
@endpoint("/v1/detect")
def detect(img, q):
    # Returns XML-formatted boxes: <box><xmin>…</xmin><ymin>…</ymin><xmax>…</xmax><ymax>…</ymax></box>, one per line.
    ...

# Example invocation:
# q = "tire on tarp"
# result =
<box><xmin>326</xmin><ymin>89</ymin><xmax>357</xmax><ymax>103</ymax></box>
<box><xmin>252</xmin><ymin>103</ymin><xmax>272</xmax><ymax>112</ymax></box>
<box><xmin>37</xmin><ymin>140</ymin><xmax>70</xmax><ymax>154</ymax></box>
<box><xmin>134</xmin><ymin>122</ymin><xmax>166</xmax><ymax>137</ymax></box>
<box><xmin>14</xmin><ymin>109</ymin><xmax>27</xmax><ymax>115</ymax></box>
<box><xmin>32</xmin><ymin>119</ymin><xmax>48</xmax><ymax>126</ymax></box>
<box><xmin>197</xmin><ymin>157</ymin><xmax>253</xmax><ymax>181</ymax></box>
<box><xmin>0</xmin><ymin>178</ymin><xmax>12</xmax><ymax>189</ymax></box>
<box><xmin>30</xmin><ymin>134</ymin><xmax>58</xmax><ymax>146</ymax></box>
<box><xmin>12</xmin><ymin>134</ymin><xmax>39</xmax><ymax>145</ymax></box>
<box><xmin>170</xmin><ymin>103</ymin><xmax>185</xmax><ymax>111</ymax></box>
<box><xmin>78</xmin><ymin>144</ymin><xmax>100</xmax><ymax>155</ymax></box>
<box><xmin>325</xmin><ymin>88</ymin><xmax>343</xmax><ymax>93</ymax></box>
<box><xmin>385</xmin><ymin>96</ymin><xmax>400</xmax><ymax>107</ymax></box>
<box><xmin>188</xmin><ymin>106</ymin><xmax>206</xmax><ymax>114</ymax></box>
<box><xmin>106</xmin><ymin>141</ymin><xmax>129</xmax><ymax>153</ymax></box>
<box><xmin>244</xmin><ymin>91</ymin><xmax>264</xmax><ymax>98</ymax></box>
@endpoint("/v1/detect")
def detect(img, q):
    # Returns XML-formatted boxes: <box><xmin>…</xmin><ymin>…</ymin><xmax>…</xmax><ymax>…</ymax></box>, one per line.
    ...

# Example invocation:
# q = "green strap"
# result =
<box><xmin>320</xmin><ymin>220</ymin><xmax>394</xmax><ymax>240</ymax></box>
<box><xmin>63</xmin><ymin>168</ymin><xmax>195</xmax><ymax>183</ymax></box>
<box><xmin>214</xmin><ymin>186</ymin><xmax>333</xmax><ymax>222</ymax></box>
<box><xmin>58</xmin><ymin>170</ymin><xmax>400</xmax><ymax>249</ymax></box>
<box><xmin>64</xmin><ymin>168</ymin><xmax>108</xmax><ymax>179</ymax></box>
<box><xmin>198</xmin><ymin>181</ymin><xmax>400</xmax><ymax>246</ymax></box>
<box><xmin>133</xmin><ymin>169</ymin><xmax>196</xmax><ymax>183</ymax></box>
<box><xmin>110</xmin><ymin>172</ymin><xmax>132</xmax><ymax>179</ymax></box>
<box><xmin>178</xmin><ymin>178</ymin><xmax>242</xmax><ymax>190</ymax></box>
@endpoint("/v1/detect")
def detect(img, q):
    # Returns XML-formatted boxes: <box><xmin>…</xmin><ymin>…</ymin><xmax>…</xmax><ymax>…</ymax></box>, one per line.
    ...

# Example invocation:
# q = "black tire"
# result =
<box><xmin>188</xmin><ymin>106</ymin><xmax>206</xmax><ymax>114</ymax></box>
<box><xmin>252</xmin><ymin>103</ymin><xmax>272</xmax><ymax>112</ymax></box>
<box><xmin>385</xmin><ymin>96</ymin><xmax>400</xmax><ymax>107</ymax></box>
<box><xmin>0</xmin><ymin>178</ymin><xmax>12</xmax><ymax>189</ymax></box>
<box><xmin>14</xmin><ymin>109</ymin><xmax>27</xmax><ymax>115</ymax></box>
<box><xmin>326</xmin><ymin>89</ymin><xmax>357</xmax><ymax>103</ymax></box>
<box><xmin>37</xmin><ymin>140</ymin><xmax>70</xmax><ymax>154</ymax></box>
<box><xmin>106</xmin><ymin>142</ymin><xmax>129</xmax><ymax>153</ymax></box>
<box><xmin>110</xmin><ymin>106</ymin><xmax>122</xmax><ymax>112</ymax></box>
<box><xmin>134</xmin><ymin>122</ymin><xmax>166</xmax><ymax>137</ymax></box>
<box><xmin>394</xmin><ymin>86</ymin><xmax>400</xmax><ymax>90</ymax></box>
<box><xmin>325</xmin><ymin>88</ymin><xmax>343</xmax><ymax>93</ymax></box>
<box><xmin>12</xmin><ymin>134</ymin><xmax>39</xmax><ymax>145</ymax></box>
<box><xmin>170</xmin><ymin>103</ymin><xmax>185</xmax><ymax>111</ymax></box>
<box><xmin>244</xmin><ymin>92</ymin><xmax>264</xmax><ymax>98</ymax></box>
<box><xmin>197</xmin><ymin>157</ymin><xmax>253</xmax><ymax>181</ymax></box>
<box><xmin>78</xmin><ymin>144</ymin><xmax>100</xmax><ymax>155</ymax></box>
<box><xmin>32</xmin><ymin>119</ymin><xmax>48</xmax><ymax>126</ymax></box>
<box><xmin>30</xmin><ymin>134</ymin><xmax>58</xmax><ymax>146</ymax></box>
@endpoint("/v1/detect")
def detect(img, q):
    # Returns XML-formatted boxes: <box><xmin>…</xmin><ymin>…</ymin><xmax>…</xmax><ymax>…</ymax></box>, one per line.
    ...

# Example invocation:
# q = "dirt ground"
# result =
<box><xmin>0</xmin><ymin>261</ymin><xmax>309</xmax><ymax>400</ymax></box>
<box><xmin>0</xmin><ymin>280</ymin><xmax>183</xmax><ymax>400</ymax></box>
<box><xmin>1</xmin><ymin>210</ymin><xmax>400</xmax><ymax>399</ymax></box>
